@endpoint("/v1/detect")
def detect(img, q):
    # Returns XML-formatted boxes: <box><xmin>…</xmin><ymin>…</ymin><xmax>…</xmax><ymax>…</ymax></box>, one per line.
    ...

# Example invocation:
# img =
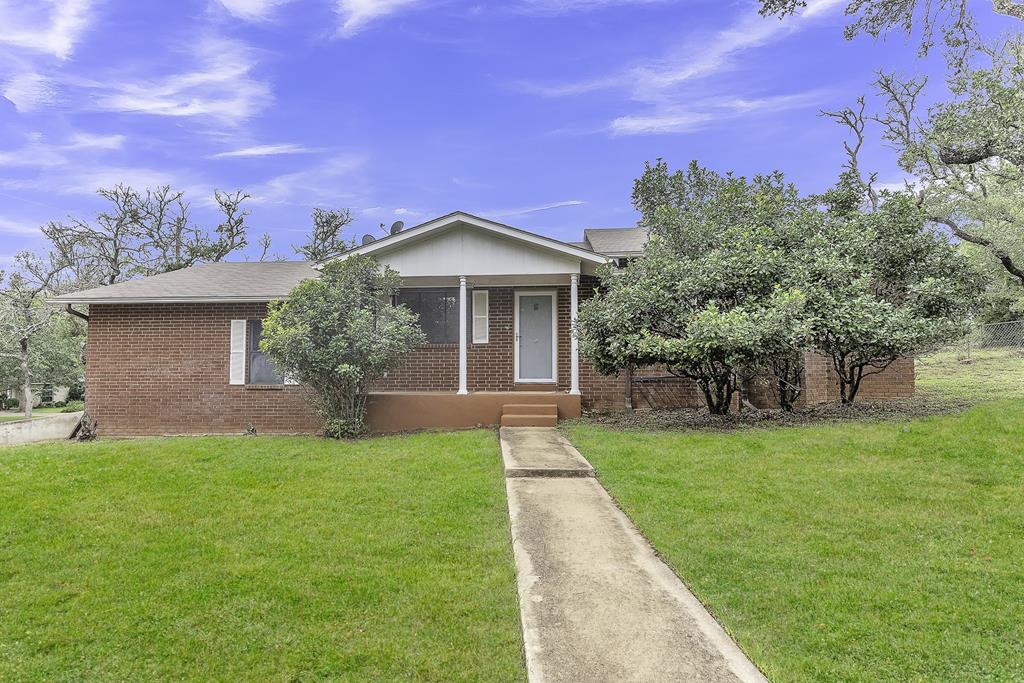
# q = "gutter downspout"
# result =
<box><xmin>64</xmin><ymin>304</ymin><xmax>89</xmax><ymax>322</ymax></box>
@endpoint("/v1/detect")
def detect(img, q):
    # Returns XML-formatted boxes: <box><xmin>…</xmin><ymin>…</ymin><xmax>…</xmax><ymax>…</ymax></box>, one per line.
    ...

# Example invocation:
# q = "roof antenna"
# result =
<box><xmin>361</xmin><ymin>234</ymin><xmax>376</xmax><ymax>245</ymax></box>
<box><xmin>390</xmin><ymin>221</ymin><xmax>404</xmax><ymax>235</ymax></box>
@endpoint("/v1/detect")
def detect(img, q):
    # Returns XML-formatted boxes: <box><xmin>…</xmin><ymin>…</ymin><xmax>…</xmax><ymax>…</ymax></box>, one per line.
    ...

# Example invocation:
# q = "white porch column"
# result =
<box><xmin>458</xmin><ymin>275</ymin><xmax>468</xmax><ymax>395</ymax></box>
<box><xmin>570</xmin><ymin>273</ymin><xmax>581</xmax><ymax>395</ymax></box>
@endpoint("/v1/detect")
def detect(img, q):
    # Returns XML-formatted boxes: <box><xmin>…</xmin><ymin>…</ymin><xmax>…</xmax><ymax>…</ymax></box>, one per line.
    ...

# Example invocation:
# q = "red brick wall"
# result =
<box><xmin>84</xmin><ymin>289</ymin><xmax>916</xmax><ymax>436</ymax></box>
<box><xmin>797</xmin><ymin>353</ymin><xmax>915</xmax><ymax>404</ymax></box>
<box><xmin>85</xmin><ymin>303</ymin><xmax>321</xmax><ymax>437</ymax></box>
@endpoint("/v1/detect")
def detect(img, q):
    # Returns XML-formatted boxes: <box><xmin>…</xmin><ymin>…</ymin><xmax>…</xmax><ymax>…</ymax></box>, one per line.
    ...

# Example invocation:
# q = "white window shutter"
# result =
<box><xmin>472</xmin><ymin>290</ymin><xmax>489</xmax><ymax>343</ymax></box>
<box><xmin>229</xmin><ymin>320</ymin><xmax>246</xmax><ymax>385</ymax></box>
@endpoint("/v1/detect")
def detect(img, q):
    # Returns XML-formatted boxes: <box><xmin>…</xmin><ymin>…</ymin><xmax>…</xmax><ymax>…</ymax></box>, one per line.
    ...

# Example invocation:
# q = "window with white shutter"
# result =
<box><xmin>472</xmin><ymin>290</ymin><xmax>489</xmax><ymax>344</ymax></box>
<box><xmin>229</xmin><ymin>320</ymin><xmax>246</xmax><ymax>385</ymax></box>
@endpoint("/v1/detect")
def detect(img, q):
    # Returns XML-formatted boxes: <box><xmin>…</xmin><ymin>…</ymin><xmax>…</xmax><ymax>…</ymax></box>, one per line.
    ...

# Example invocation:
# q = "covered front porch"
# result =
<box><xmin>367</xmin><ymin>273</ymin><xmax>587</xmax><ymax>431</ymax></box>
<box><xmin>346</xmin><ymin>212</ymin><xmax>607</xmax><ymax>431</ymax></box>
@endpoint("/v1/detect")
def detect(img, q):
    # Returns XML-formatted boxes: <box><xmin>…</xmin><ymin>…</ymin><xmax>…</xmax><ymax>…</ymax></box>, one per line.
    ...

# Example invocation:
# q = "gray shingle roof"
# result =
<box><xmin>582</xmin><ymin>227</ymin><xmax>648</xmax><ymax>255</ymax></box>
<box><xmin>49</xmin><ymin>220</ymin><xmax>645</xmax><ymax>306</ymax></box>
<box><xmin>50</xmin><ymin>261</ymin><xmax>319</xmax><ymax>304</ymax></box>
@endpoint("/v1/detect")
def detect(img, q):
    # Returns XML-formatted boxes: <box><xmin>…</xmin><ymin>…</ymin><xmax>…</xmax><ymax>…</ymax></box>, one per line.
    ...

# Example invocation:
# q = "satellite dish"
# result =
<box><xmin>390</xmin><ymin>221</ymin><xmax>405</xmax><ymax>235</ymax></box>
<box><xmin>361</xmin><ymin>234</ymin><xmax>376</xmax><ymax>245</ymax></box>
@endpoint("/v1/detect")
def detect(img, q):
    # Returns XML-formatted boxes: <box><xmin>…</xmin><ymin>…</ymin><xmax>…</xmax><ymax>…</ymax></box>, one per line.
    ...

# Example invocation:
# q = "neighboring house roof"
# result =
<box><xmin>50</xmin><ymin>261</ymin><xmax>319</xmax><ymax>304</ymax></box>
<box><xmin>582</xmin><ymin>227</ymin><xmax>648</xmax><ymax>256</ymax></box>
<box><xmin>341</xmin><ymin>211</ymin><xmax>608</xmax><ymax>266</ymax></box>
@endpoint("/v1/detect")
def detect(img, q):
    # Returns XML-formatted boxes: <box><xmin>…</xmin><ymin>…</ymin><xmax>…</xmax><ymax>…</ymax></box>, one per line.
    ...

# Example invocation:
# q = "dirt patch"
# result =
<box><xmin>566</xmin><ymin>395</ymin><xmax>977</xmax><ymax>433</ymax></box>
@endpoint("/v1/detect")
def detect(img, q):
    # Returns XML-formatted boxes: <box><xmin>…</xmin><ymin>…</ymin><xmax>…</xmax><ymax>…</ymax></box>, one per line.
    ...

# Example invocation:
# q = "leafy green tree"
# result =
<box><xmin>0</xmin><ymin>251</ymin><xmax>82</xmax><ymax>418</ymax></box>
<box><xmin>260</xmin><ymin>255</ymin><xmax>425</xmax><ymax>437</ymax></box>
<box><xmin>578</xmin><ymin>161</ymin><xmax>812</xmax><ymax>414</ymax></box>
<box><xmin>964</xmin><ymin>243</ymin><xmax>1024</xmax><ymax>323</ymax></box>
<box><xmin>805</xmin><ymin>174</ymin><xmax>984</xmax><ymax>403</ymax></box>
<box><xmin>762</xmin><ymin>0</ymin><xmax>1024</xmax><ymax>294</ymax></box>
<box><xmin>759</xmin><ymin>0</ymin><xmax>1023</xmax><ymax>58</ymax></box>
<box><xmin>874</xmin><ymin>40</ymin><xmax>1024</xmax><ymax>288</ymax></box>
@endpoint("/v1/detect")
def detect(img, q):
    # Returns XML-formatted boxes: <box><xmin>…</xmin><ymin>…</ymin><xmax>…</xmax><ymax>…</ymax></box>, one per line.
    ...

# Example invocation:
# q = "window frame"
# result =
<box><xmin>396</xmin><ymin>287</ymin><xmax>467</xmax><ymax>345</ymax></box>
<box><xmin>246</xmin><ymin>319</ymin><xmax>285</xmax><ymax>386</ymax></box>
<box><xmin>472</xmin><ymin>289</ymin><xmax>489</xmax><ymax>344</ymax></box>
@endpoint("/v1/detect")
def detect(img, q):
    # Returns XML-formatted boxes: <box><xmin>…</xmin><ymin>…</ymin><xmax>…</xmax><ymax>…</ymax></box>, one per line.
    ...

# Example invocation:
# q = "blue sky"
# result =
<box><xmin>0</xmin><ymin>0</ymin><xmax>1013</xmax><ymax>262</ymax></box>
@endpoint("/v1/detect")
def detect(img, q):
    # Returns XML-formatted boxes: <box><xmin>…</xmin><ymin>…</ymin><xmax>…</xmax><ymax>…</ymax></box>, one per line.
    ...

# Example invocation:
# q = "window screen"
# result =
<box><xmin>397</xmin><ymin>289</ymin><xmax>464</xmax><ymax>344</ymax></box>
<box><xmin>247</xmin><ymin>320</ymin><xmax>284</xmax><ymax>385</ymax></box>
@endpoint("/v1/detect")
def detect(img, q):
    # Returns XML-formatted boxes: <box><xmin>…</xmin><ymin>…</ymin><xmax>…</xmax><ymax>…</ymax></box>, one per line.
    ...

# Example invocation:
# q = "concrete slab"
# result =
<box><xmin>0</xmin><ymin>411</ymin><xmax>83</xmax><ymax>447</ymax></box>
<box><xmin>506</xmin><ymin>476</ymin><xmax>768</xmax><ymax>683</ymax></box>
<box><xmin>499</xmin><ymin>427</ymin><xmax>595</xmax><ymax>478</ymax></box>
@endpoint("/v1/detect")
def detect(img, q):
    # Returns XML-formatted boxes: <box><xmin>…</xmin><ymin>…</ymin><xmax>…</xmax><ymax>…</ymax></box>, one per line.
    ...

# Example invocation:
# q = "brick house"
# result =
<box><xmin>52</xmin><ymin>211</ymin><xmax>913</xmax><ymax>437</ymax></box>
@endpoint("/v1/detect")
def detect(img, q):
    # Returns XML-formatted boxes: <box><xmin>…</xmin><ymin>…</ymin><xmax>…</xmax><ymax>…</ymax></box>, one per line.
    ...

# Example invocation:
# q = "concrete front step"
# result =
<box><xmin>501</xmin><ymin>414</ymin><xmax>558</xmax><ymax>428</ymax></box>
<box><xmin>499</xmin><ymin>427</ymin><xmax>595</xmax><ymax>478</ymax></box>
<box><xmin>502</xmin><ymin>403</ymin><xmax>558</xmax><ymax>416</ymax></box>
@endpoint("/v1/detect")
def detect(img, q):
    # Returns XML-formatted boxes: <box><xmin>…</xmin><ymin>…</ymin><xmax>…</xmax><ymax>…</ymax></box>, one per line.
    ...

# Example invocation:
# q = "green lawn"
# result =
<box><xmin>566</xmin><ymin>401</ymin><xmax>1024</xmax><ymax>682</ymax></box>
<box><xmin>917</xmin><ymin>346</ymin><xmax>1024</xmax><ymax>402</ymax></box>
<box><xmin>0</xmin><ymin>432</ymin><xmax>525</xmax><ymax>682</ymax></box>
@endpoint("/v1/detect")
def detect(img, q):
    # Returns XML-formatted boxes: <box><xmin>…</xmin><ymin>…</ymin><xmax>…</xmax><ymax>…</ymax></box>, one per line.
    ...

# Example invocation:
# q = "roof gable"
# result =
<box><xmin>342</xmin><ymin>211</ymin><xmax>608</xmax><ymax>267</ymax></box>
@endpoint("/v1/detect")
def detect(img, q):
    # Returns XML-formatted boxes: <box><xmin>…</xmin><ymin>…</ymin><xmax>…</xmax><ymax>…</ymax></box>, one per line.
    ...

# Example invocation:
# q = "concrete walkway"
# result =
<box><xmin>501</xmin><ymin>427</ymin><xmax>768</xmax><ymax>683</ymax></box>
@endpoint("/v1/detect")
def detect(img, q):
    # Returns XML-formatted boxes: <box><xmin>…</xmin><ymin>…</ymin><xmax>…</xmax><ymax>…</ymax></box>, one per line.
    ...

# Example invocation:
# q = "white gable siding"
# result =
<box><xmin>372</xmin><ymin>226</ymin><xmax>581</xmax><ymax>277</ymax></box>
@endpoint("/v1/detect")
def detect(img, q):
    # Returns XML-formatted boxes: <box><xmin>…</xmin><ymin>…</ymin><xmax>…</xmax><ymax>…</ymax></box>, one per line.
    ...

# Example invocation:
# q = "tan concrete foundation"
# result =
<box><xmin>365</xmin><ymin>391</ymin><xmax>581</xmax><ymax>434</ymax></box>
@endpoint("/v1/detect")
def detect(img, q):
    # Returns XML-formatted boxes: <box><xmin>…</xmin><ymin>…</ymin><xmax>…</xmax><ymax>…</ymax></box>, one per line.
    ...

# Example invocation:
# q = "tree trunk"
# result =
<box><xmin>843</xmin><ymin>365</ymin><xmax>865</xmax><ymax>405</ymax></box>
<box><xmin>20</xmin><ymin>338</ymin><xmax>32</xmax><ymax>419</ymax></box>
<box><xmin>838</xmin><ymin>368</ymin><xmax>861</xmax><ymax>405</ymax></box>
<box><xmin>773</xmin><ymin>353</ymin><xmax>804</xmax><ymax>412</ymax></box>
<box><xmin>700</xmin><ymin>375</ymin><xmax>734</xmax><ymax>415</ymax></box>
<box><xmin>623</xmin><ymin>367</ymin><xmax>633</xmax><ymax>413</ymax></box>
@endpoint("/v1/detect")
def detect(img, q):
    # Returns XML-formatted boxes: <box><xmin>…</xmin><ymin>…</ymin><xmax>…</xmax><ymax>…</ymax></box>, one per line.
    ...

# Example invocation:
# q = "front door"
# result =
<box><xmin>516</xmin><ymin>292</ymin><xmax>556</xmax><ymax>383</ymax></box>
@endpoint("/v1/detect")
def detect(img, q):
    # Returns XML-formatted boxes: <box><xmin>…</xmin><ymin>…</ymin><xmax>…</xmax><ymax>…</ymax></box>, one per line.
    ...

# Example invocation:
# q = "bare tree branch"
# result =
<box><xmin>295</xmin><ymin>208</ymin><xmax>354</xmax><ymax>262</ymax></box>
<box><xmin>822</xmin><ymin>97</ymin><xmax>881</xmax><ymax>208</ymax></box>
<box><xmin>929</xmin><ymin>212</ymin><xmax>1024</xmax><ymax>284</ymax></box>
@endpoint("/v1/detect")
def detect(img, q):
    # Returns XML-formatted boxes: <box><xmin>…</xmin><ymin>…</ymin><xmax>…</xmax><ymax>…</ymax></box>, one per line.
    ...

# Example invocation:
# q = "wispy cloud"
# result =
<box><xmin>515</xmin><ymin>0</ymin><xmax>669</xmax><ymax>14</ymax></box>
<box><xmin>2</xmin><ymin>71</ymin><xmax>58</xmax><ymax>112</ymax></box>
<box><xmin>65</xmin><ymin>132</ymin><xmax>126</xmax><ymax>150</ymax></box>
<box><xmin>249</xmin><ymin>155</ymin><xmax>368</xmax><ymax>204</ymax></box>
<box><xmin>520</xmin><ymin>0</ymin><xmax>843</xmax><ymax>101</ymax></box>
<box><xmin>90</xmin><ymin>35</ymin><xmax>272</xmax><ymax>125</ymax></box>
<box><xmin>0</xmin><ymin>0</ymin><xmax>93</xmax><ymax>60</ymax></box>
<box><xmin>610</xmin><ymin>110</ymin><xmax>714</xmax><ymax>136</ymax></box>
<box><xmin>0</xmin><ymin>163</ymin><xmax>179</xmax><ymax>196</ymax></box>
<box><xmin>336</xmin><ymin>0</ymin><xmax>422</xmax><ymax>37</ymax></box>
<box><xmin>0</xmin><ymin>216</ymin><xmax>42</xmax><ymax>235</ymax></box>
<box><xmin>0</xmin><ymin>131</ymin><xmax>125</xmax><ymax>168</ymax></box>
<box><xmin>210</xmin><ymin>143</ymin><xmax>314</xmax><ymax>158</ymax></box>
<box><xmin>335</xmin><ymin>0</ymin><xmax>665</xmax><ymax>36</ymax></box>
<box><xmin>610</xmin><ymin>91</ymin><xmax>828</xmax><ymax>135</ymax></box>
<box><xmin>488</xmin><ymin>200</ymin><xmax>585</xmax><ymax>218</ymax></box>
<box><xmin>393</xmin><ymin>207</ymin><xmax>424</xmax><ymax>217</ymax></box>
<box><xmin>215</xmin><ymin>0</ymin><xmax>293</xmax><ymax>21</ymax></box>
<box><xmin>517</xmin><ymin>0</ymin><xmax>844</xmax><ymax>136</ymax></box>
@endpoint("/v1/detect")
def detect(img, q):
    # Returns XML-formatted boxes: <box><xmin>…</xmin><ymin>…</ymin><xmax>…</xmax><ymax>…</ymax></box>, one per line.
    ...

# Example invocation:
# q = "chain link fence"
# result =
<box><xmin>964</xmin><ymin>319</ymin><xmax>1024</xmax><ymax>353</ymax></box>
<box><xmin>917</xmin><ymin>319</ymin><xmax>1024</xmax><ymax>403</ymax></box>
